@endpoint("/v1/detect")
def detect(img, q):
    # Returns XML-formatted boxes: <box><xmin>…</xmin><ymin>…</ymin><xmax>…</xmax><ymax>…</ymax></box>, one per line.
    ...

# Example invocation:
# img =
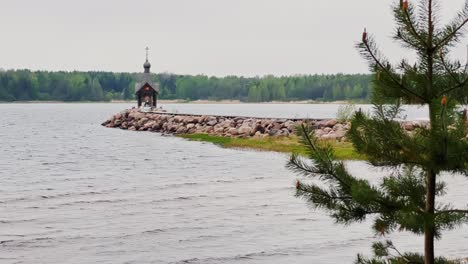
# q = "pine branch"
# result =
<box><xmin>434</xmin><ymin>18</ymin><xmax>468</xmax><ymax>51</ymax></box>
<box><xmin>348</xmin><ymin>112</ymin><xmax>430</xmax><ymax>167</ymax></box>
<box><xmin>439</xmin><ymin>53</ymin><xmax>464</xmax><ymax>85</ymax></box>
<box><xmin>403</xmin><ymin>8</ymin><xmax>427</xmax><ymax>48</ymax></box>
<box><xmin>299</xmin><ymin>123</ymin><xmax>335</xmax><ymax>175</ymax></box>
<box><xmin>438</xmin><ymin>77</ymin><xmax>468</xmax><ymax>96</ymax></box>
<box><xmin>435</xmin><ymin>56</ymin><xmax>468</xmax><ymax>102</ymax></box>
<box><xmin>385</xmin><ymin>241</ymin><xmax>417</xmax><ymax>263</ymax></box>
<box><xmin>288</xmin><ymin>154</ymin><xmax>317</xmax><ymax>176</ymax></box>
<box><xmin>396</xmin><ymin>31</ymin><xmax>423</xmax><ymax>50</ymax></box>
<box><xmin>291</xmin><ymin>124</ymin><xmax>352</xmax><ymax>189</ymax></box>
<box><xmin>296</xmin><ymin>183</ymin><xmax>352</xmax><ymax>201</ymax></box>
<box><xmin>361</xmin><ymin>40</ymin><xmax>426</xmax><ymax>102</ymax></box>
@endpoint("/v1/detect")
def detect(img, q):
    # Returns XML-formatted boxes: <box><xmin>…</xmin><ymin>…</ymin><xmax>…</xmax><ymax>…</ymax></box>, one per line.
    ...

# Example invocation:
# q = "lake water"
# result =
<box><xmin>161</xmin><ymin>103</ymin><xmax>430</xmax><ymax>120</ymax></box>
<box><xmin>1</xmin><ymin>103</ymin><xmax>466</xmax><ymax>264</ymax></box>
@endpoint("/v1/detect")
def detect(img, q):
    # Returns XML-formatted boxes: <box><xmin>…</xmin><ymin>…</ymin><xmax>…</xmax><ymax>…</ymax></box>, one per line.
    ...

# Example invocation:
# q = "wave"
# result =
<box><xmin>0</xmin><ymin>237</ymin><xmax>55</xmax><ymax>248</ymax></box>
<box><xmin>40</xmin><ymin>161</ymin><xmax>77</xmax><ymax>166</ymax></box>
<box><xmin>58</xmin><ymin>199</ymin><xmax>127</xmax><ymax>206</ymax></box>
<box><xmin>170</xmin><ymin>250</ymin><xmax>290</xmax><ymax>264</ymax></box>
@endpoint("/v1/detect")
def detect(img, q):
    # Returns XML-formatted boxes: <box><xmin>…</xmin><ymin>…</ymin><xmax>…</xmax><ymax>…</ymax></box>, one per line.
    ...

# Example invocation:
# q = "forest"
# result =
<box><xmin>0</xmin><ymin>69</ymin><xmax>372</xmax><ymax>102</ymax></box>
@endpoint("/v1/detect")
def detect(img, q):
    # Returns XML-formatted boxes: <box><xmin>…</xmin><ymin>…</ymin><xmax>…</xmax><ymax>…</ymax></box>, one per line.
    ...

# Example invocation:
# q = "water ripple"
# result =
<box><xmin>0</xmin><ymin>103</ymin><xmax>465</xmax><ymax>264</ymax></box>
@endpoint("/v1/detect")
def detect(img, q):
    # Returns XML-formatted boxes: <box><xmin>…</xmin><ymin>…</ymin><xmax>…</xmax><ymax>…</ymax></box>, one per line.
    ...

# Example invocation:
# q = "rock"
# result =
<box><xmin>207</xmin><ymin>119</ymin><xmax>218</xmax><ymax>126</ymax></box>
<box><xmin>159</xmin><ymin>115</ymin><xmax>169</xmax><ymax>122</ymax></box>
<box><xmin>197</xmin><ymin>115</ymin><xmax>206</xmax><ymax>123</ymax></box>
<box><xmin>132</xmin><ymin>112</ymin><xmax>146</xmax><ymax>120</ymax></box>
<box><xmin>221</xmin><ymin>119</ymin><xmax>233</xmax><ymax>127</ymax></box>
<box><xmin>151</xmin><ymin>123</ymin><xmax>161</xmax><ymax>130</ymax></box>
<box><xmin>412</xmin><ymin>120</ymin><xmax>429</xmax><ymax>129</ymax></box>
<box><xmin>334</xmin><ymin>129</ymin><xmax>347</xmax><ymax>138</ymax></box>
<box><xmin>254</xmin><ymin>124</ymin><xmax>265</xmax><ymax>134</ymax></box>
<box><xmin>176</xmin><ymin>126</ymin><xmax>187</xmax><ymax>134</ymax></box>
<box><xmin>173</xmin><ymin>116</ymin><xmax>183</xmax><ymax>123</ymax></box>
<box><xmin>284</xmin><ymin>120</ymin><xmax>295</xmax><ymax>128</ymax></box>
<box><xmin>113</xmin><ymin>119</ymin><xmax>122</xmax><ymax>126</ymax></box>
<box><xmin>227</xmin><ymin>127</ymin><xmax>238</xmax><ymax>135</ymax></box>
<box><xmin>233</xmin><ymin>117</ymin><xmax>244</xmax><ymax>123</ymax></box>
<box><xmin>242</xmin><ymin>120</ymin><xmax>253</xmax><ymax>127</ymax></box>
<box><xmin>287</xmin><ymin>121</ymin><xmax>300</xmax><ymax>132</ymax></box>
<box><xmin>333</xmin><ymin>123</ymin><xmax>344</xmax><ymax>130</ymax></box>
<box><xmin>325</xmin><ymin>119</ymin><xmax>338</xmax><ymax>127</ymax></box>
<box><xmin>262</xmin><ymin>120</ymin><xmax>272</xmax><ymax>127</ymax></box>
<box><xmin>268</xmin><ymin>129</ymin><xmax>279</xmax><ymax>136</ymax></box>
<box><xmin>185</xmin><ymin>117</ymin><xmax>196</xmax><ymax>124</ymax></box>
<box><xmin>214</xmin><ymin>125</ymin><xmax>225</xmax><ymax>134</ymax></box>
<box><xmin>403</xmin><ymin>121</ymin><xmax>414</xmax><ymax>131</ymax></box>
<box><xmin>321</xmin><ymin>133</ymin><xmax>338</xmax><ymax>140</ymax></box>
<box><xmin>272</xmin><ymin>122</ymin><xmax>283</xmax><ymax>130</ymax></box>
<box><xmin>254</xmin><ymin>131</ymin><xmax>263</xmax><ymax>137</ymax></box>
<box><xmin>314</xmin><ymin>120</ymin><xmax>326</xmax><ymax>128</ymax></box>
<box><xmin>194</xmin><ymin>116</ymin><xmax>203</xmax><ymax>123</ymax></box>
<box><xmin>203</xmin><ymin>126</ymin><xmax>214</xmax><ymax>133</ymax></box>
<box><xmin>169</xmin><ymin>125</ymin><xmax>177</xmax><ymax>133</ymax></box>
<box><xmin>103</xmin><ymin>111</ymin><xmax>357</xmax><ymax>140</ymax></box>
<box><xmin>315</xmin><ymin>129</ymin><xmax>326</xmax><ymax>137</ymax></box>
<box><xmin>238</xmin><ymin>126</ymin><xmax>252</xmax><ymax>136</ymax></box>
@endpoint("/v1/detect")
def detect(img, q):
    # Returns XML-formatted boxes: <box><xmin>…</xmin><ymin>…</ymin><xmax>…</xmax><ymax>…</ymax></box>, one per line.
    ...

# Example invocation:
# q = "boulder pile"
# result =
<box><xmin>101</xmin><ymin>109</ymin><xmax>430</xmax><ymax>141</ymax></box>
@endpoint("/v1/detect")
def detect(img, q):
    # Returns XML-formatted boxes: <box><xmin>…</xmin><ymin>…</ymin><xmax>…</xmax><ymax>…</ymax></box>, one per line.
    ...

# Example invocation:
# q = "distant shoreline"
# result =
<box><xmin>0</xmin><ymin>99</ymin><xmax>356</xmax><ymax>105</ymax></box>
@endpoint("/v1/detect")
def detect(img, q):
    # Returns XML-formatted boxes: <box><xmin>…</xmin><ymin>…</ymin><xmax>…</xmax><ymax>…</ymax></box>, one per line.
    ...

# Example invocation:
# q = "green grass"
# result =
<box><xmin>179</xmin><ymin>134</ymin><xmax>365</xmax><ymax>160</ymax></box>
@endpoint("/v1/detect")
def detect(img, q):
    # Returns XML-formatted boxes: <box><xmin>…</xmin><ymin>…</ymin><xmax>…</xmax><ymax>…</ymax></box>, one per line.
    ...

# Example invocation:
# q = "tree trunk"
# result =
<box><xmin>425</xmin><ymin>169</ymin><xmax>436</xmax><ymax>264</ymax></box>
<box><xmin>425</xmin><ymin>1</ymin><xmax>436</xmax><ymax>262</ymax></box>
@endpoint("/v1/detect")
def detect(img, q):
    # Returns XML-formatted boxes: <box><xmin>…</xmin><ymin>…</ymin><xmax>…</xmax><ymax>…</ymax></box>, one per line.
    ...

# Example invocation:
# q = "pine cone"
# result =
<box><xmin>441</xmin><ymin>96</ymin><xmax>447</xmax><ymax>106</ymax></box>
<box><xmin>362</xmin><ymin>28</ymin><xmax>367</xmax><ymax>43</ymax></box>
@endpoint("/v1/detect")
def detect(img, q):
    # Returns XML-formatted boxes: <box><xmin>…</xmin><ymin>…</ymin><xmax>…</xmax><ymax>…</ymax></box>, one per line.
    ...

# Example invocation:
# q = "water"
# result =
<box><xmin>161</xmin><ymin>103</ymin><xmax>430</xmax><ymax>120</ymax></box>
<box><xmin>1</xmin><ymin>103</ymin><xmax>466</xmax><ymax>264</ymax></box>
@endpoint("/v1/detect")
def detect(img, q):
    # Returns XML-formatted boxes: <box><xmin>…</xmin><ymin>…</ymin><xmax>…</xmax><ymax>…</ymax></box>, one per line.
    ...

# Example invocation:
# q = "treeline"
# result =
<box><xmin>0</xmin><ymin>70</ymin><xmax>372</xmax><ymax>102</ymax></box>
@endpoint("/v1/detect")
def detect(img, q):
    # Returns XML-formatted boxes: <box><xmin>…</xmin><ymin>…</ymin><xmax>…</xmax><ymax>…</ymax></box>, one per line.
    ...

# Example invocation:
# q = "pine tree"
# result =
<box><xmin>289</xmin><ymin>1</ymin><xmax>468</xmax><ymax>263</ymax></box>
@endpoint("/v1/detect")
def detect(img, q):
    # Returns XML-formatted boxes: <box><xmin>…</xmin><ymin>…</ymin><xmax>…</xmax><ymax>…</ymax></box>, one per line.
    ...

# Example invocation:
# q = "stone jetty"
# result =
<box><xmin>102</xmin><ymin>109</ymin><xmax>430</xmax><ymax>141</ymax></box>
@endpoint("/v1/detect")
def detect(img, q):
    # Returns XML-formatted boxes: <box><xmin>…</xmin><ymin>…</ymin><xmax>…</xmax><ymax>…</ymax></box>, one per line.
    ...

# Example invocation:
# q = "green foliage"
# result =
<box><xmin>179</xmin><ymin>133</ymin><xmax>364</xmax><ymax>160</ymax></box>
<box><xmin>290</xmin><ymin>123</ymin><xmax>467</xmax><ymax>262</ymax></box>
<box><xmin>290</xmin><ymin>124</ymin><xmax>467</xmax><ymax>230</ymax></box>
<box><xmin>0</xmin><ymin>70</ymin><xmax>372</xmax><ymax>102</ymax></box>
<box><xmin>0</xmin><ymin>70</ymin><xmax>134</xmax><ymax>102</ymax></box>
<box><xmin>355</xmin><ymin>240</ymin><xmax>461</xmax><ymax>264</ymax></box>
<box><xmin>336</xmin><ymin>103</ymin><xmax>357</xmax><ymax>122</ymax></box>
<box><xmin>289</xmin><ymin>0</ymin><xmax>468</xmax><ymax>263</ymax></box>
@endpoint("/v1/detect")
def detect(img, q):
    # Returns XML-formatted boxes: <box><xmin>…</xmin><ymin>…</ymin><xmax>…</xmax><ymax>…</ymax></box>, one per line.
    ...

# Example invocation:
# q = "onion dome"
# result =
<box><xmin>144</xmin><ymin>60</ymin><xmax>151</xmax><ymax>69</ymax></box>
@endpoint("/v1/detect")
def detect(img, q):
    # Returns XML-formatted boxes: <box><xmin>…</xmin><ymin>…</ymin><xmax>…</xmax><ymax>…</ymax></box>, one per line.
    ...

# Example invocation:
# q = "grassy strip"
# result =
<box><xmin>179</xmin><ymin>134</ymin><xmax>365</xmax><ymax>160</ymax></box>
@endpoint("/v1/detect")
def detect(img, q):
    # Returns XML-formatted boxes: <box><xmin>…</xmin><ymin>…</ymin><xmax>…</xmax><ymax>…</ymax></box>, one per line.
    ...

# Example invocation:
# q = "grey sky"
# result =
<box><xmin>1</xmin><ymin>0</ymin><xmax>467</xmax><ymax>76</ymax></box>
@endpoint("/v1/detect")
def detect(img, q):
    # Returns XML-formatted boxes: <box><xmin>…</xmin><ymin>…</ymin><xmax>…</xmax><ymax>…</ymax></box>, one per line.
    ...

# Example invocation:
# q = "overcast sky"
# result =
<box><xmin>1</xmin><ymin>0</ymin><xmax>467</xmax><ymax>76</ymax></box>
